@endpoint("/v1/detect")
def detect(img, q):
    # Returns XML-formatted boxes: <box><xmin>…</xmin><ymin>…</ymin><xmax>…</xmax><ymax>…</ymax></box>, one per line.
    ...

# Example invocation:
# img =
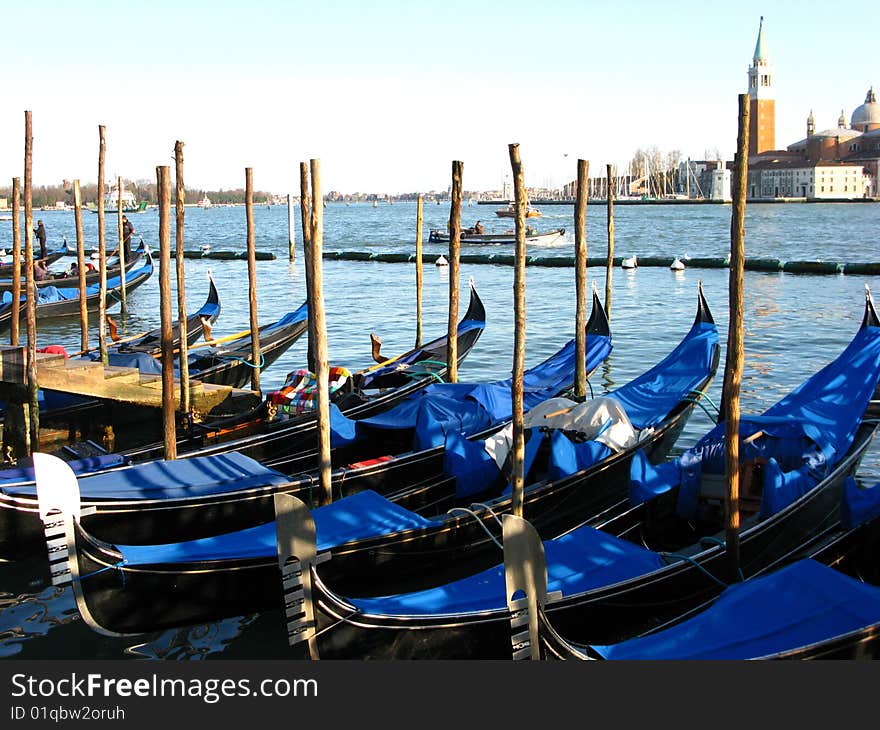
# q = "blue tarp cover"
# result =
<box><xmin>117</xmin><ymin>489</ymin><xmax>443</xmax><ymax>566</ymax></box>
<box><xmin>1</xmin><ymin>452</ymin><xmax>288</xmax><ymax>500</ymax></box>
<box><xmin>590</xmin><ymin>559</ymin><xmax>880</xmax><ymax>659</ymax></box>
<box><xmin>348</xmin><ymin>521</ymin><xmax>665</xmax><ymax>617</ymax></box>
<box><xmin>627</xmin><ymin>322</ymin><xmax>880</xmax><ymax>519</ymax></box>
<box><xmin>0</xmin><ymin>453</ymin><xmax>129</xmax><ymax>486</ymax></box>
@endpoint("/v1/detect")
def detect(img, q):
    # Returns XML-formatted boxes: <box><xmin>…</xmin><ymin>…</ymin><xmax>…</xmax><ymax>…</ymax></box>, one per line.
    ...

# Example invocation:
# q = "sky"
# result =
<box><xmin>1</xmin><ymin>1</ymin><xmax>876</xmax><ymax>195</ymax></box>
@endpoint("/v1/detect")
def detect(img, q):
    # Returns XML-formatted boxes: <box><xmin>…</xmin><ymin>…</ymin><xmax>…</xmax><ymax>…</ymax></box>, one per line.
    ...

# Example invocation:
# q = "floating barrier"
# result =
<box><xmin>324</xmin><ymin>251</ymin><xmax>878</xmax><ymax>275</ymax></box>
<box><xmin>782</xmin><ymin>260</ymin><xmax>843</xmax><ymax>275</ymax></box>
<box><xmin>180</xmin><ymin>250</ymin><xmax>277</xmax><ymax>260</ymax></box>
<box><xmin>744</xmin><ymin>258</ymin><xmax>784</xmax><ymax>272</ymax></box>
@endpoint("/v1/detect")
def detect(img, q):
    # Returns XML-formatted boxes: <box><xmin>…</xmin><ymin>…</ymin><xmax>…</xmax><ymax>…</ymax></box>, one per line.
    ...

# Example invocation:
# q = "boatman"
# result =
<box><xmin>121</xmin><ymin>215</ymin><xmax>135</xmax><ymax>259</ymax></box>
<box><xmin>474</xmin><ymin>221</ymin><xmax>485</xmax><ymax>234</ymax></box>
<box><xmin>34</xmin><ymin>219</ymin><xmax>47</xmax><ymax>259</ymax></box>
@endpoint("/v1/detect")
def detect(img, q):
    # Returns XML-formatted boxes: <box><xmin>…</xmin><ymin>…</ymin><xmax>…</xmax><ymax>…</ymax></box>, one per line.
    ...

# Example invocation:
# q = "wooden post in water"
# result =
<box><xmin>245</xmin><ymin>168</ymin><xmax>262</xmax><ymax>395</ymax></box>
<box><xmin>415</xmin><ymin>193</ymin><xmax>424</xmax><ymax>348</ymax></box>
<box><xmin>723</xmin><ymin>94</ymin><xmax>750</xmax><ymax>578</ymax></box>
<box><xmin>509</xmin><ymin>143</ymin><xmax>527</xmax><ymax>518</ymax></box>
<box><xmin>605</xmin><ymin>163</ymin><xmax>615</xmax><ymax>320</ymax></box>
<box><xmin>10</xmin><ymin>177</ymin><xmax>21</xmax><ymax>347</ymax></box>
<box><xmin>157</xmin><ymin>165</ymin><xmax>177</xmax><ymax>460</ymax></box>
<box><xmin>447</xmin><ymin>161</ymin><xmax>463</xmax><ymax>383</ymax></box>
<box><xmin>97</xmin><ymin>125</ymin><xmax>108</xmax><ymax>365</ymax></box>
<box><xmin>73</xmin><ymin>180</ymin><xmax>88</xmax><ymax>353</ymax></box>
<box><xmin>574</xmin><ymin>159</ymin><xmax>589</xmax><ymax>399</ymax></box>
<box><xmin>2</xmin><ymin>175</ymin><xmax>27</xmax><ymax>459</ymax></box>
<box><xmin>300</xmin><ymin>163</ymin><xmax>315</xmax><ymax>373</ymax></box>
<box><xmin>116</xmin><ymin>176</ymin><xmax>127</xmax><ymax>313</ymax></box>
<box><xmin>175</xmin><ymin>142</ymin><xmax>190</xmax><ymax>414</ymax></box>
<box><xmin>287</xmin><ymin>193</ymin><xmax>296</xmax><ymax>262</ymax></box>
<box><xmin>23</xmin><ymin>111</ymin><xmax>39</xmax><ymax>452</ymax></box>
<box><xmin>307</xmin><ymin>159</ymin><xmax>332</xmax><ymax>507</ymax></box>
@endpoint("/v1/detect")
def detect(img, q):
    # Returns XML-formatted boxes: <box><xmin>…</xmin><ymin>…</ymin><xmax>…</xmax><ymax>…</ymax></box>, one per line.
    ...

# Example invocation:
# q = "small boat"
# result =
<box><xmin>503</xmin><ymin>505</ymin><xmax>880</xmax><ymax>660</ymax></box>
<box><xmin>197</xmin><ymin>194</ymin><xmax>212</xmax><ymax>209</ymax></box>
<box><xmin>495</xmin><ymin>203</ymin><xmax>541</xmax><ymax>219</ymax></box>
<box><xmin>622</xmin><ymin>255</ymin><xmax>638</xmax><ymax>269</ymax></box>
<box><xmin>0</xmin><ymin>246</ymin><xmax>155</xmax><ymax>331</ymax></box>
<box><xmin>0</xmin><ymin>241</ymin><xmax>146</xmax><ymax>294</ymax></box>
<box><xmin>428</xmin><ymin>228</ymin><xmax>565</xmax><ymax>246</ymax></box>
<box><xmin>0</xmin><ymin>241</ymin><xmax>68</xmax><ymax>276</ymax></box>
<box><xmin>93</xmin><ymin>182</ymin><xmax>146</xmax><ymax>214</ymax></box>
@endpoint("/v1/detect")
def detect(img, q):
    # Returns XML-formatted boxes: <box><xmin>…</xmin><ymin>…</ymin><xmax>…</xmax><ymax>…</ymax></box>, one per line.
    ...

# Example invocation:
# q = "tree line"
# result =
<box><xmin>0</xmin><ymin>179</ymin><xmax>277</xmax><ymax>208</ymax></box>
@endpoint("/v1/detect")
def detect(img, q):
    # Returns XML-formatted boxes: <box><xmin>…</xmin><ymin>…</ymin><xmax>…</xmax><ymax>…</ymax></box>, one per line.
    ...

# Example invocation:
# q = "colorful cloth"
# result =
<box><xmin>268</xmin><ymin>366</ymin><xmax>351</xmax><ymax>415</ymax></box>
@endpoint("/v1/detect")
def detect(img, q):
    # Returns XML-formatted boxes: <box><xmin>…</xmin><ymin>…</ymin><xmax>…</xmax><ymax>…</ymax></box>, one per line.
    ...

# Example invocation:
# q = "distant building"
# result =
<box><xmin>745</xmin><ymin>18</ymin><xmax>877</xmax><ymax>200</ymax></box>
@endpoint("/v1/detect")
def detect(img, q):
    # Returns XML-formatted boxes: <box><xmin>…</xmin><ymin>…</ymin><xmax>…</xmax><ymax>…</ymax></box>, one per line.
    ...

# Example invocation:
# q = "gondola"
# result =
<box><xmin>258</xmin><ymin>287</ymin><xmax>880</xmax><ymax>659</ymax></box>
<box><xmin>117</xmin><ymin>280</ymin><xmax>489</xmax><ymax>465</ymax></box>
<box><xmin>36</xmin><ymin>305</ymin><xmax>310</xmax><ymax>451</ymax></box>
<box><xmin>34</xmin><ymin>275</ymin><xmax>223</xmax><ymax>429</ymax></box>
<box><xmin>50</xmin><ymin>286</ymin><xmax>718</xmax><ymax>635</ymax></box>
<box><xmin>0</xmin><ymin>242</ymin><xmax>146</xmax><ymax>294</ymax></box>
<box><xmin>0</xmin><ymin>284</ymin><xmax>487</xmax><ymax>560</ymax></box>
<box><xmin>0</xmin><ymin>241</ymin><xmax>68</xmax><ymax>277</ymax></box>
<box><xmin>427</xmin><ymin>228</ymin><xmax>565</xmax><ymax>246</ymax></box>
<box><xmin>0</xmin><ymin>246</ymin><xmax>155</xmax><ymax>331</ymax></box>
<box><xmin>502</xmin><ymin>501</ymin><xmax>880</xmax><ymax>660</ymax></box>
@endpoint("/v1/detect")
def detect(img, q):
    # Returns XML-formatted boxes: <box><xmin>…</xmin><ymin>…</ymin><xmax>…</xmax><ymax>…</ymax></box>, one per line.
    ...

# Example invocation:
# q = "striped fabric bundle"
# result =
<box><xmin>268</xmin><ymin>366</ymin><xmax>352</xmax><ymax>415</ymax></box>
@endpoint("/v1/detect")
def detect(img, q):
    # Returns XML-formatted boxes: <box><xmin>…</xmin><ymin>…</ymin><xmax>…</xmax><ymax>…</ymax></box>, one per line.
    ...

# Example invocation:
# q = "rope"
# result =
<box><xmin>218</xmin><ymin>353</ymin><xmax>265</xmax><ymax>369</ymax></box>
<box><xmin>446</xmin><ymin>507</ymin><xmax>503</xmax><ymax>549</ymax></box>
<box><xmin>684</xmin><ymin>394</ymin><xmax>719</xmax><ymax>421</ymax></box>
<box><xmin>699</xmin><ymin>536</ymin><xmax>745</xmax><ymax>581</ymax></box>
<box><xmin>690</xmin><ymin>389</ymin><xmax>720</xmax><ymax>415</ymax></box>
<box><xmin>467</xmin><ymin>502</ymin><xmax>504</xmax><ymax>528</ymax></box>
<box><xmin>74</xmin><ymin>559</ymin><xmax>127</xmax><ymax>586</ymax></box>
<box><xmin>659</xmin><ymin>552</ymin><xmax>729</xmax><ymax>587</ymax></box>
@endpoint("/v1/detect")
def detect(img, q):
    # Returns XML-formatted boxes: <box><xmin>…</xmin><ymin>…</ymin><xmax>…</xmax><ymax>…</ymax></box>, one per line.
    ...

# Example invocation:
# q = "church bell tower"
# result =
<box><xmin>747</xmin><ymin>17</ymin><xmax>776</xmax><ymax>157</ymax></box>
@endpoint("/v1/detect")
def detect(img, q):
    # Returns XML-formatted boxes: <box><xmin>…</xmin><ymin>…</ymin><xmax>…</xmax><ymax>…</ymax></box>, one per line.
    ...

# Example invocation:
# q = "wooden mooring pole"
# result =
<box><xmin>724</xmin><ymin>93</ymin><xmax>750</xmax><ymax>578</ymax></box>
<box><xmin>74</xmin><ymin>180</ymin><xmax>88</xmax><ymax>353</ymax></box>
<box><xmin>287</xmin><ymin>193</ymin><xmax>296</xmax><ymax>262</ymax></box>
<box><xmin>605</xmin><ymin>163</ymin><xmax>615</xmax><ymax>320</ymax></box>
<box><xmin>245</xmin><ymin>167</ymin><xmax>262</xmax><ymax>395</ymax></box>
<box><xmin>307</xmin><ymin>159</ymin><xmax>332</xmax><ymax>507</ymax></box>
<box><xmin>175</xmin><ymin>142</ymin><xmax>190</xmax><ymax>414</ymax></box>
<box><xmin>509</xmin><ymin>143</ymin><xmax>527</xmax><ymax>518</ymax></box>
<box><xmin>116</xmin><ymin>176</ymin><xmax>127</xmax><ymax>312</ymax></box>
<box><xmin>157</xmin><ymin>165</ymin><xmax>177</xmax><ymax>460</ymax></box>
<box><xmin>300</xmin><ymin>162</ymin><xmax>315</xmax><ymax>373</ymax></box>
<box><xmin>415</xmin><ymin>193</ymin><xmax>424</xmax><ymax>348</ymax></box>
<box><xmin>10</xmin><ymin>177</ymin><xmax>21</xmax><ymax>347</ymax></box>
<box><xmin>97</xmin><ymin>125</ymin><xmax>108</xmax><ymax>365</ymax></box>
<box><xmin>574</xmin><ymin>159</ymin><xmax>589</xmax><ymax>399</ymax></box>
<box><xmin>447</xmin><ymin>161</ymin><xmax>463</xmax><ymax>383</ymax></box>
<box><xmin>24</xmin><ymin>111</ymin><xmax>38</xmax><ymax>452</ymax></box>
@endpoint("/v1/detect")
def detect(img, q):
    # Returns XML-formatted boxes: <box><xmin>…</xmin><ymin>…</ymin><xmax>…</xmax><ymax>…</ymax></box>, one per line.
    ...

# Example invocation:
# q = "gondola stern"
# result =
<box><xmin>695</xmin><ymin>280</ymin><xmax>715</xmax><ymax>327</ymax></box>
<box><xmin>862</xmin><ymin>284</ymin><xmax>879</xmax><ymax>330</ymax></box>
<box><xmin>463</xmin><ymin>277</ymin><xmax>486</xmax><ymax>326</ymax></box>
<box><xmin>586</xmin><ymin>283</ymin><xmax>611</xmax><ymax>339</ymax></box>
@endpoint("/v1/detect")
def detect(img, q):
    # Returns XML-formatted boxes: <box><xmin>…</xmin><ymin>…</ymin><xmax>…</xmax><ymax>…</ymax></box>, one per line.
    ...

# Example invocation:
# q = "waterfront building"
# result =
<box><xmin>745</xmin><ymin>18</ymin><xmax>876</xmax><ymax>200</ymax></box>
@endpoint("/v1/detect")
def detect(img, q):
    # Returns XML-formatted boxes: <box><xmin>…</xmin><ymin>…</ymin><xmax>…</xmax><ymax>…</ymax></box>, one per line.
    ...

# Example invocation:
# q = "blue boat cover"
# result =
<box><xmin>0</xmin><ymin>453</ymin><xmax>130</xmax><ymax>486</ymax></box>
<box><xmin>117</xmin><ymin>489</ymin><xmax>443</xmax><ymax>566</ymax></box>
<box><xmin>590</xmin><ymin>559</ymin><xmax>880</xmax><ymax>659</ymax></box>
<box><xmin>1</xmin><ymin>451</ymin><xmax>288</xmax><ymax>500</ymax></box>
<box><xmin>332</xmin><ymin>329</ymin><xmax>613</xmax><ymax>450</ymax></box>
<box><xmin>627</xmin><ymin>322</ymin><xmax>880</xmax><ymax>519</ymax></box>
<box><xmin>348</xmin><ymin>521</ymin><xmax>665</xmax><ymax>616</ymax></box>
<box><xmin>840</xmin><ymin>476</ymin><xmax>880</xmax><ymax>529</ymax></box>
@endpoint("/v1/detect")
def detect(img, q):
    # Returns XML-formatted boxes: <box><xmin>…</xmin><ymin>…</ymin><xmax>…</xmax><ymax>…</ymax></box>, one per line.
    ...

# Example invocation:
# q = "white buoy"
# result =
<box><xmin>670</xmin><ymin>257</ymin><xmax>685</xmax><ymax>271</ymax></box>
<box><xmin>621</xmin><ymin>255</ymin><xmax>637</xmax><ymax>269</ymax></box>
<box><xmin>435</xmin><ymin>255</ymin><xmax>449</xmax><ymax>267</ymax></box>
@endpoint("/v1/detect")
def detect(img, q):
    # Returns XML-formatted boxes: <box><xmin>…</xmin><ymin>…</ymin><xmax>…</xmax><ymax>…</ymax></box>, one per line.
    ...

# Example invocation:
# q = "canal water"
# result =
<box><xmin>0</xmin><ymin>200</ymin><xmax>878</xmax><ymax>659</ymax></box>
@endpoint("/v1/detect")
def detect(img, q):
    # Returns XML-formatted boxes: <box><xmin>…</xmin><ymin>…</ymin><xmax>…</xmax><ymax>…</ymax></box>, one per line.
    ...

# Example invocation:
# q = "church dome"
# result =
<box><xmin>851</xmin><ymin>87</ymin><xmax>880</xmax><ymax>129</ymax></box>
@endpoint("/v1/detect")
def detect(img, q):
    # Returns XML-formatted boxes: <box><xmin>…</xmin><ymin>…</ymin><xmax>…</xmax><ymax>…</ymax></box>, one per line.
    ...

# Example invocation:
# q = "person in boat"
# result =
<box><xmin>34</xmin><ymin>219</ymin><xmax>47</xmax><ymax>259</ymax></box>
<box><xmin>526</xmin><ymin>224</ymin><xmax>537</xmax><ymax>236</ymax></box>
<box><xmin>121</xmin><ymin>215</ymin><xmax>135</xmax><ymax>259</ymax></box>
<box><xmin>473</xmin><ymin>220</ymin><xmax>485</xmax><ymax>234</ymax></box>
<box><xmin>33</xmin><ymin>260</ymin><xmax>49</xmax><ymax>281</ymax></box>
